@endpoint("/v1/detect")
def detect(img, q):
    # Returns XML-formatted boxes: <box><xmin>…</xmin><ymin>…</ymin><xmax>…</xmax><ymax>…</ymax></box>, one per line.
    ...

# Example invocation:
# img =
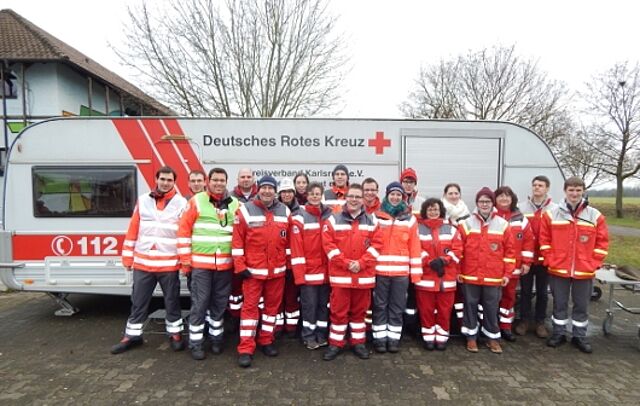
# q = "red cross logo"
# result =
<box><xmin>368</xmin><ymin>131</ymin><xmax>391</xmax><ymax>155</ymax></box>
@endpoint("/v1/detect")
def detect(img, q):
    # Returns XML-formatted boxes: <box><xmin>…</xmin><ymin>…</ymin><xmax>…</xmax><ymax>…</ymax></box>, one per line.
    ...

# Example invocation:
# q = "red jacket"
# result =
<box><xmin>539</xmin><ymin>200</ymin><xmax>608</xmax><ymax>279</ymax></box>
<box><xmin>521</xmin><ymin>196</ymin><xmax>557</xmax><ymax>264</ymax></box>
<box><xmin>231</xmin><ymin>198</ymin><xmax>291</xmax><ymax>279</ymax></box>
<box><xmin>496</xmin><ymin>208</ymin><xmax>535</xmax><ymax>277</ymax></box>
<box><xmin>374</xmin><ymin>210</ymin><xmax>422</xmax><ymax>282</ymax></box>
<box><xmin>290</xmin><ymin>204</ymin><xmax>333</xmax><ymax>285</ymax></box>
<box><xmin>458</xmin><ymin>210</ymin><xmax>516</xmax><ymax>286</ymax></box>
<box><xmin>322</xmin><ymin>207</ymin><xmax>382</xmax><ymax>289</ymax></box>
<box><xmin>417</xmin><ymin>218</ymin><xmax>463</xmax><ymax>292</ymax></box>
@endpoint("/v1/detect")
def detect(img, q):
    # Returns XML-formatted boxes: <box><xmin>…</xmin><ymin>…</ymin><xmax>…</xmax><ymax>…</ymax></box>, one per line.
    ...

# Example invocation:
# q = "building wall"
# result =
<box><xmin>2</xmin><ymin>61</ymin><xmax>126</xmax><ymax>149</ymax></box>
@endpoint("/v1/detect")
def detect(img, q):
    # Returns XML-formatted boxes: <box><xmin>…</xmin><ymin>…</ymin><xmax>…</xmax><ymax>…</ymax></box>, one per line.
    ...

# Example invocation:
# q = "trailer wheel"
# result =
<box><xmin>602</xmin><ymin>312</ymin><xmax>613</xmax><ymax>336</ymax></box>
<box><xmin>591</xmin><ymin>286</ymin><xmax>602</xmax><ymax>302</ymax></box>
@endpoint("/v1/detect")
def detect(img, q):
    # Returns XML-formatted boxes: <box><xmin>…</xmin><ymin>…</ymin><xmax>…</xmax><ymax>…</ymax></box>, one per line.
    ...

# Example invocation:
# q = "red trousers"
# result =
<box><xmin>276</xmin><ymin>272</ymin><xmax>300</xmax><ymax>333</ymax></box>
<box><xmin>499</xmin><ymin>278</ymin><xmax>518</xmax><ymax>330</ymax></box>
<box><xmin>237</xmin><ymin>277</ymin><xmax>285</xmax><ymax>355</ymax></box>
<box><xmin>328</xmin><ymin>287</ymin><xmax>371</xmax><ymax>348</ymax></box>
<box><xmin>416</xmin><ymin>290</ymin><xmax>455</xmax><ymax>343</ymax></box>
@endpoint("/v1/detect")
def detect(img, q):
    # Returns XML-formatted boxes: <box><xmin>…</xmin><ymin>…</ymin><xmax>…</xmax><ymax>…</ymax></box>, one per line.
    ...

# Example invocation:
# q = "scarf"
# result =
<box><xmin>331</xmin><ymin>185</ymin><xmax>348</xmax><ymax>200</ymax></box>
<box><xmin>149</xmin><ymin>187</ymin><xmax>176</xmax><ymax>209</ymax></box>
<box><xmin>442</xmin><ymin>198</ymin><xmax>470</xmax><ymax>225</ymax></box>
<box><xmin>381</xmin><ymin>197</ymin><xmax>409</xmax><ymax>218</ymax></box>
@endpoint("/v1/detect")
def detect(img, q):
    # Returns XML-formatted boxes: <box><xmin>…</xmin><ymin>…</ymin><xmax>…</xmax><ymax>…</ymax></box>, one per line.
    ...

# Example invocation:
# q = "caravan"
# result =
<box><xmin>0</xmin><ymin>117</ymin><xmax>564</xmax><ymax>314</ymax></box>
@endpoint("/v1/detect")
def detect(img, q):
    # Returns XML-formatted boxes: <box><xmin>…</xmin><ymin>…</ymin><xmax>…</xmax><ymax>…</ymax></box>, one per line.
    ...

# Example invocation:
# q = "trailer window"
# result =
<box><xmin>32</xmin><ymin>167</ymin><xmax>136</xmax><ymax>217</ymax></box>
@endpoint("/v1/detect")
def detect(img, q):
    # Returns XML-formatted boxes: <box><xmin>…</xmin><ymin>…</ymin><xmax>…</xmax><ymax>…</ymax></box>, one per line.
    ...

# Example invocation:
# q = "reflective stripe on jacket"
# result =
<box><xmin>496</xmin><ymin>209</ymin><xmax>535</xmax><ymax>277</ymax></box>
<box><xmin>459</xmin><ymin>209</ymin><xmax>516</xmax><ymax>286</ymax></box>
<box><xmin>539</xmin><ymin>200</ymin><xmax>608</xmax><ymax>279</ymax></box>
<box><xmin>177</xmin><ymin>191</ymin><xmax>239</xmax><ymax>270</ymax></box>
<box><xmin>416</xmin><ymin>218</ymin><xmax>462</xmax><ymax>292</ymax></box>
<box><xmin>521</xmin><ymin>197</ymin><xmax>557</xmax><ymax>263</ymax></box>
<box><xmin>231</xmin><ymin>199</ymin><xmax>291</xmax><ymax>279</ymax></box>
<box><xmin>290</xmin><ymin>204</ymin><xmax>333</xmax><ymax>285</ymax></box>
<box><xmin>373</xmin><ymin>211</ymin><xmax>422</xmax><ymax>282</ymax></box>
<box><xmin>322</xmin><ymin>207</ymin><xmax>382</xmax><ymax>289</ymax></box>
<box><xmin>122</xmin><ymin>191</ymin><xmax>187</xmax><ymax>272</ymax></box>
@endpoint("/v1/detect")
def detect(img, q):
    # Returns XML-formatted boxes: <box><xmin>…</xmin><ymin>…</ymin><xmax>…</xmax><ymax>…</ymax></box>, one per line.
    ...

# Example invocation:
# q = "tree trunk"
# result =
<box><xmin>615</xmin><ymin>175</ymin><xmax>624</xmax><ymax>218</ymax></box>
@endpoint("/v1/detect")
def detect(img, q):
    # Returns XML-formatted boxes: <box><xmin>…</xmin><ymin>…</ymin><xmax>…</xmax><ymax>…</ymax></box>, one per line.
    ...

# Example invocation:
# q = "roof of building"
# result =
<box><xmin>0</xmin><ymin>9</ymin><xmax>174</xmax><ymax>116</ymax></box>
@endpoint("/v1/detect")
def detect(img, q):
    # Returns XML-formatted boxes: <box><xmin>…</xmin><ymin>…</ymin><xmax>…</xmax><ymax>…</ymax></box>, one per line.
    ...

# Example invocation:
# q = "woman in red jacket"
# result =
<box><xmin>416</xmin><ymin>198</ymin><xmax>463</xmax><ymax>351</ymax></box>
<box><xmin>290</xmin><ymin>182</ymin><xmax>333</xmax><ymax>350</ymax></box>
<box><xmin>372</xmin><ymin>182</ymin><xmax>422</xmax><ymax>354</ymax></box>
<box><xmin>494</xmin><ymin>186</ymin><xmax>535</xmax><ymax>342</ymax></box>
<box><xmin>458</xmin><ymin>187</ymin><xmax>516</xmax><ymax>354</ymax></box>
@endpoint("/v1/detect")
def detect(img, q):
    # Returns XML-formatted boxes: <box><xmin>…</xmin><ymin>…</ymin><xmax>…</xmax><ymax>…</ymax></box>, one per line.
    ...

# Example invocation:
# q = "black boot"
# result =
<box><xmin>501</xmin><ymin>329</ymin><xmax>516</xmax><ymax>342</ymax></box>
<box><xmin>110</xmin><ymin>337</ymin><xmax>143</xmax><ymax>354</ymax></box>
<box><xmin>261</xmin><ymin>344</ymin><xmax>279</xmax><ymax>357</ymax></box>
<box><xmin>546</xmin><ymin>334</ymin><xmax>567</xmax><ymax>348</ymax></box>
<box><xmin>238</xmin><ymin>353</ymin><xmax>252</xmax><ymax>368</ymax></box>
<box><xmin>352</xmin><ymin>344</ymin><xmax>370</xmax><ymax>359</ymax></box>
<box><xmin>210</xmin><ymin>341</ymin><xmax>224</xmax><ymax>355</ymax></box>
<box><xmin>571</xmin><ymin>337</ymin><xmax>593</xmax><ymax>353</ymax></box>
<box><xmin>387</xmin><ymin>341</ymin><xmax>400</xmax><ymax>353</ymax></box>
<box><xmin>323</xmin><ymin>345</ymin><xmax>341</xmax><ymax>361</ymax></box>
<box><xmin>191</xmin><ymin>343</ymin><xmax>205</xmax><ymax>360</ymax></box>
<box><xmin>169</xmin><ymin>334</ymin><xmax>185</xmax><ymax>351</ymax></box>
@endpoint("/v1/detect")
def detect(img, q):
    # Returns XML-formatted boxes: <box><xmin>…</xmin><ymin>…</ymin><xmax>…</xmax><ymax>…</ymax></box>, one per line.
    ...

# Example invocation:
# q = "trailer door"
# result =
<box><xmin>403</xmin><ymin>132</ymin><xmax>502</xmax><ymax>208</ymax></box>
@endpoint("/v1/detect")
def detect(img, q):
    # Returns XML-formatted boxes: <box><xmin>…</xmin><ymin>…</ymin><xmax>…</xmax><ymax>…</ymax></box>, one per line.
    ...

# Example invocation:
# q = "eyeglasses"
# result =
<box><xmin>477</xmin><ymin>200</ymin><xmax>493</xmax><ymax>205</ymax></box>
<box><xmin>346</xmin><ymin>194</ymin><xmax>363</xmax><ymax>199</ymax></box>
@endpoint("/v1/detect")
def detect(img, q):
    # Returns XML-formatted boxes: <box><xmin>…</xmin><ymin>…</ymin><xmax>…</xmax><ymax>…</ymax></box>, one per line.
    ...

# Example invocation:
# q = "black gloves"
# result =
<box><xmin>429</xmin><ymin>257</ymin><xmax>446</xmax><ymax>277</ymax></box>
<box><xmin>239</xmin><ymin>270</ymin><xmax>252</xmax><ymax>279</ymax></box>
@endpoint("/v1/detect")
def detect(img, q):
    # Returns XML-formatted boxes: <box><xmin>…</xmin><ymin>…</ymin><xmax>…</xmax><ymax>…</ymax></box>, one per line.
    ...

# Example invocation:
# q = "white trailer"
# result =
<box><xmin>0</xmin><ymin>117</ymin><xmax>564</xmax><ymax>314</ymax></box>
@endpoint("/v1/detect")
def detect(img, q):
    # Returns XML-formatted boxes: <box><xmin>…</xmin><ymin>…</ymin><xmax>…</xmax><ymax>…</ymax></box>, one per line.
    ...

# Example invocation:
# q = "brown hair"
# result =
<box><xmin>494</xmin><ymin>186</ymin><xmax>518</xmax><ymax>211</ymax></box>
<box><xmin>420</xmin><ymin>198</ymin><xmax>446</xmax><ymax>219</ymax></box>
<box><xmin>443</xmin><ymin>183</ymin><xmax>461</xmax><ymax>195</ymax></box>
<box><xmin>564</xmin><ymin>176</ymin><xmax>585</xmax><ymax>190</ymax></box>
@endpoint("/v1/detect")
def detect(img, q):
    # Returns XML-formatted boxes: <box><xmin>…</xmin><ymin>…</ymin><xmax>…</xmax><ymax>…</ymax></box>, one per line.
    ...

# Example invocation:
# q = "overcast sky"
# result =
<box><xmin>4</xmin><ymin>0</ymin><xmax>640</xmax><ymax>118</ymax></box>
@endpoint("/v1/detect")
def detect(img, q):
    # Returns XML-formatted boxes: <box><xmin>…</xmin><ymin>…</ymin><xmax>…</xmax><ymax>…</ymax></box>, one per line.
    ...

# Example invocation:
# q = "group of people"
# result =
<box><xmin>111</xmin><ymin>164</ymin><xmax>609</xmax><ymax>368</ymax></box>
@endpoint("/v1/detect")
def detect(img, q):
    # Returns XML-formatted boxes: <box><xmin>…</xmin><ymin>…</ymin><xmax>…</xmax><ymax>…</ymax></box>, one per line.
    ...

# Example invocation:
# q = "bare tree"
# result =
<box><xmin>581</xmin><ymin>62</ymin><xmax>640</xmax><ymax>218</ymax></box>
<box><xmin>117</xmin><ymin>0</ymin><xmax>348</xmax><ymax>117</ymax></box>
<box><xmin>400</xmin><ymin>45</ymin><xmax>572</xmax><ymax>147</ymax></box>
<box><xmin>555</xmin><ymin>128</ymin><xmax>606</xmax><ymax>189</ymax></box>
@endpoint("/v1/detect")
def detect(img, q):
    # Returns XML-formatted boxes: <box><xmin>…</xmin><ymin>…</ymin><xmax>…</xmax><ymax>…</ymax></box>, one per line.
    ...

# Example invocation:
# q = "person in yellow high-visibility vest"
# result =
<box><xmin>178</xmin><ymin>168</ymin><xmax>240</xmax><ymax>361</ymax></box>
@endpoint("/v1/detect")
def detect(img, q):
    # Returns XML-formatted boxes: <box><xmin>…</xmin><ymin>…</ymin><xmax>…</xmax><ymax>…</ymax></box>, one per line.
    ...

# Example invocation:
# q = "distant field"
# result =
<box><xmin>606</xmin><ymin>235</ymin><xmax>640</xmax><ymax>268</ymax></box>
<box><xmin>589</xmin><ymin>196</ymin><xmax>640</xmax><ymax>228</ymax></box>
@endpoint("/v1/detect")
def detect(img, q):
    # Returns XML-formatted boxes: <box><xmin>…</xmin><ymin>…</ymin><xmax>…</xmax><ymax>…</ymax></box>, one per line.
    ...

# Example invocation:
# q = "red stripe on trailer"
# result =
<box><xmin>13</xmin><ymin>234</ymin><xmax>125</xmax><ymax>260</ymax></box>
<box><xmin>112</xmin><ymin>120</ymin><xmax>156</xmax><ymax>189</ymax></box>
<box><xmin>139</xmin><ymin>119</ymin><xmax>190</xmax><ymax>195</ymax></box>
<box><xmin>162</xmin><ymin>119</ymin><xmax>204</xmax><ymax>174</ymax></box>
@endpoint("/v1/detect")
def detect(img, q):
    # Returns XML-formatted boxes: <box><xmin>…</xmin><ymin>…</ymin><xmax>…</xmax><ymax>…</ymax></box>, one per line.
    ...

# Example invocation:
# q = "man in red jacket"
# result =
<box><xmin>540</xmin><ymin>177</ymin><xmax>608</xmax><ymax>353</ymax></box>
<box><xmin>322</xmin><ymin>183</ymin><xmax>383</xmax><ymax>361</ymax></box>
<box><xmin>111</xmin><ymin>166</ymin><xmax>187</xmax><ymax>354</ymax></box>
<box><xmin>232</xmin><ymin>175</ymin><xmax>293</xmax><ymax>368</ymax></box>
<box><xmin>516</xmin><ymin>175</ymin><xmax>558</xmax><ymax>338</ymax></box>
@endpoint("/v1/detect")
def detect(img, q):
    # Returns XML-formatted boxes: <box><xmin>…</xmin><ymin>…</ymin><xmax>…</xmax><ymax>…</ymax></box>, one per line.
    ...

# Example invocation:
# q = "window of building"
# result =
<box><xmin>1</xmin><ymin>71</ymin><xmax>18</xmax><ymax>99</ymax></box>
<box><xmin>33</xmin><ymin>167</ymin><xmax>137</xmax><ymax>217</ymax></box>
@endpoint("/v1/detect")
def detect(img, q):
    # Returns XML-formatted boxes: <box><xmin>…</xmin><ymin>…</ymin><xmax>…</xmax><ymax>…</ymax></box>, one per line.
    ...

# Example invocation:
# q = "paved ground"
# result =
<box><xmin>608</xmin><ymin>224</ymin><xmax>640</xmax><ymax>238</ymax></box>
<box><xmin>0</xmin><ymin>285</ymin><xmax>639</xmax><ymax>405</ymax></box>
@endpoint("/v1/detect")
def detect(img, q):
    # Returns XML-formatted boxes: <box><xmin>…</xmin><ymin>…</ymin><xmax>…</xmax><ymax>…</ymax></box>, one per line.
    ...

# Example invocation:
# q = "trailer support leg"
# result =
<box><xmin>47</xmin><ymin>293</ymin><xmax>79</xmax><ymax>316</ymax></box>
